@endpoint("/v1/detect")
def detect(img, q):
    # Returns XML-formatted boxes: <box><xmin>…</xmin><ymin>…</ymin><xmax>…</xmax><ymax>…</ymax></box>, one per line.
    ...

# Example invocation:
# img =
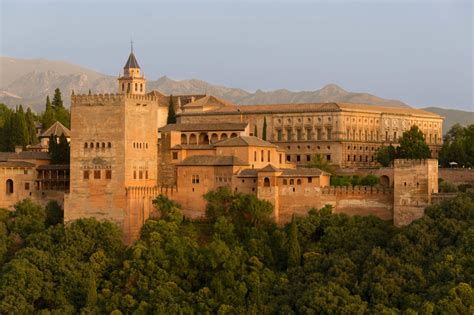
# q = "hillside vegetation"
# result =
<box><xmin>0</xmin><ymin>189</ymin><xmax>473</xmax><ymax>314</ymax></box>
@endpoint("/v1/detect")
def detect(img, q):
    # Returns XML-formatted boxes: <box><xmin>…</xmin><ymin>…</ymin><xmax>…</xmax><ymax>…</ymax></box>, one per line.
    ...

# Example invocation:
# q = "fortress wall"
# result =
<box><xmin>276</xmin><ymin>185</ymin><xmax>393</xmax><ymax>224</ymax></box>
<box><xmin>439</xmin><ymin>168</ymin><xmax>474</xmax><ymax>185</ymax></box>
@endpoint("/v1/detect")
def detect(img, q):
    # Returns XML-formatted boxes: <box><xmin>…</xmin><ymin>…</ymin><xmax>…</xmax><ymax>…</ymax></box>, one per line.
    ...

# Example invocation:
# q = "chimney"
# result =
<box><xmin>15</xmin><ymin>145</ymin><xmax>23</xmax><ymax>153</ymax></box>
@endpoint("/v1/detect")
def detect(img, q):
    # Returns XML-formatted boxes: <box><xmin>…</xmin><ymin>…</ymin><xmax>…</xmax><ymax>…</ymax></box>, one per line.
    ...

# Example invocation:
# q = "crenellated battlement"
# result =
<box><xmin>72</xmin><ymin>93</ymin><xmax>125</xmax><ymax>105</ymax></box>
<box><xmin>394</xmin><ymin>159</ymin><xmax>437</xmax><ymax>168</ymax></box>
<box><xmin>72</xmin><ymin>93</ymin><xmax>158</xmax><ymax>106</ymax></box>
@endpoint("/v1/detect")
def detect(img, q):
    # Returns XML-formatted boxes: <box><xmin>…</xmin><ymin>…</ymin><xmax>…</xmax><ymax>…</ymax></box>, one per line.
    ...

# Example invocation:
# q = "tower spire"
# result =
<box><xmin>131</xmin><ymin>40</ymin><xmax>133</xmax><ymax>53</ymax></box>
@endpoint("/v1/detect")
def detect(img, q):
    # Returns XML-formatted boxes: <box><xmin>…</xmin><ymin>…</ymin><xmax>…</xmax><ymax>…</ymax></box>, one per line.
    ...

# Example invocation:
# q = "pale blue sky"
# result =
<box><xmin>1</xmin><ymin>0</ymin><xmax>473</xmax><ymax>110</ymax></box>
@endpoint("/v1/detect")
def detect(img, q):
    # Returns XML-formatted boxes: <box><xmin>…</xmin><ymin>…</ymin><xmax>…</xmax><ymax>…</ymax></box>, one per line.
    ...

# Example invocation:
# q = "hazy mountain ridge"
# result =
<box><xmin>1</xmin><ymin>56</ymin><xmax>472</xmax><ymax>134</ymax></box>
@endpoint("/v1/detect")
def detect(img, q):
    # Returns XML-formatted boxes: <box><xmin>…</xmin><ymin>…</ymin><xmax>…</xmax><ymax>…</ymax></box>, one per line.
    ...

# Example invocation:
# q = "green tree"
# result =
<box><xmin>42</xmin><ymin>96</ymin><xmax>56</xmax><ymax>130</ymax></box>
<box><xmin>307</xmin><ymin>154</ymin><xmax>334</xmax><ymax>174</ymax></box>
<box><xmin>439</xmin><ymin>124</ymin><xmax>474</xmax><ymax>167</ymax></box>
<box><xmin>167</xmin><ymin>95</ymin><xmax>176</xmax><ymax>124</ymax></box>
<box><xmin>287</xmin><ymin>216</ymin><xmax>301</xmax><ymax>268</ymax></box>
<box><xmin>25</xmin><ymin>107</ymin><xmax>38</xmax><ymax>145</ymax></box>
<box><xmin>49</xmin><ymin>133</ymin><xmax>70</xmax><ymax>164</ymax></box>
<box><xmin>396</xmin><ymin>125</ymin><xmax>431</xmax><ymax>159</ymax></box>
<box><xmin>262</xmin><ymin>117</ymin><xmax>267</xmax><ymax>140</ymax></box>
<box><xmin>51</xmin><ymin>88</ymin><xmax>64</xmax><ymax>108</ymax></box>
<box><xmin>375</xmin><ymin>144</ymin><xmax>396</xmax><ymax>167</ymax></box>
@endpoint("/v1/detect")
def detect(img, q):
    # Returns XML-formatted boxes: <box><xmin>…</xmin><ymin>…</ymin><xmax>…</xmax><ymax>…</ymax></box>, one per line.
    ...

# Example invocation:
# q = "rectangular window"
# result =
<box><xmin>24</xmin><ymin>183</ymin><xmax>30</xmax><ymax>190</ymax></box>
<box><xmin>277</xmin><ymin>129</ymin><xmax>282</xmax><ymax>141</ymax></box>
<box><xmin>286</xmin><ymin>155</ymin><xmax>291</xmax><ymax>162</ymax></box>
<box><xmin>267</xmin><ymin>150</ymin><xmax>271</xmax><ymax>162</ymax></box>
<box><xmin>106</xmin><ymin>170</ymin><xmax>112</xmax><ymax>179</ymax></box>
<box><xmin>394</xmin><ymin>132</ymin><xmax>397</xmax><ymax>141</ymax></box>
<box><xmin>279</xmin><ymin>154</ymin><xmax>282</xmax><ymax>164</ymax></box>
<box><xmin>94</xmin><ymin>170</ymin><xmax>101</xmax><ymax>179</ymax></box>
<box><xmin>133</xmin><ymin>170</ymin><xmax>137</xmax><ymax>179</ymax></box>
<box><xmin>326</xmin><ymin>128</ymin><xmax>332</xmax><ymax>140</ymax></box>
<box><xmin>296</xmin><ymin>155</ymin><xmax>301</xmax><ymax>162</ymax></box>
<box><xmin>297</xmin><ymin>129</ymin><xmax>302</xmax><ymax>140</ymax></box>
<box><xmin>385</xmin><ymin>131</ymin><xmax>389</xmax><ymax>141</ymax></box>
<box><xmin>308</xmin><ymin>177</ymin><xmax>313</xmax><ymax>183</ymax></box>
<box><xmin>287</xmin><ymin>129</ymin><xmax>292</xmax><ymax>141</ymax></box>
<box><xmin>254</xmin><ymin>151</ymin><xmax>257</xmax><ymax>162</ymax></box>
<box><xmin>192</xmin><ymin>175</ymin><xmax>200</xmax><ymax>184</ymax></box>
<box><xmin>317</xmin><ymin>129</ymin><xmax>322</xmax><ymax>140</ymax></box>
<box><xmin>83</xmin><ymin>171</ymin><xmax>90</xmax><ymax>180</ymax></box>
<box><xmin>145</xmin><ymin>171</ymin><xmax>148</xmax><ymax>179</ymax></box>
<box><xmin>306</xmin><ymin>155</ymin><xmax>311</xmax><ymax>162</ymax></box>
<box><xmin>306</xmin><ymin>128</ymin><xmax>312</xmax><ymax>140</ymax></box>
<box><xmin>348</xmin><ymin>155</ymin><xmax>351</xmax><ymax>161</ymax></box>
<box><xmin>172</xmin><ymin>152</ymin><xmax>178</xmax><ymax>160</ymax></box>
<box><xmin>261</xmin><ymin>150</ymin><xmax>264</xmax><ymax>162</ymax></box>
<box><xmin>327</xmin><ymin>154</ymin><xmax>331</xmax><ymax>161</ymax></box>
<box><xmin>139</xmin><ymin>171</ymin><xmax>143</xmax><ymax>179</ymax></box>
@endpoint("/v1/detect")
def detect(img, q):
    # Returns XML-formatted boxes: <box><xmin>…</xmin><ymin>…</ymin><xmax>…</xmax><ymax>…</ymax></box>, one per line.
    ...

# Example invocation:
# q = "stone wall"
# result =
<box><xmin>439</xmin><ymin>168</ymin><xmax>474</xmax><ymax>185</ymax></box>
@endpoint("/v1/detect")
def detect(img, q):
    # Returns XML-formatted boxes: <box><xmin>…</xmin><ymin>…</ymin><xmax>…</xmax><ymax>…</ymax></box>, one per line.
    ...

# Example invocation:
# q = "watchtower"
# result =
<box><xmin>118</xmin><ymin>43</ymin><xmax>146</xmax><ymax>95</ymax></box>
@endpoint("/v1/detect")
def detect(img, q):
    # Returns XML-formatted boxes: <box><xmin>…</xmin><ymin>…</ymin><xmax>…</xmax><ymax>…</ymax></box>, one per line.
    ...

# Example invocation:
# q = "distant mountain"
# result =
<box><xmin>0</xmin><ymin>56</ymin><xmax>472</xmax><ymax>135</ymax></box>
<box><xmin>421</xmin><ymin>107</ymin><xmax>474</xmax><ymax>134</ymax></box>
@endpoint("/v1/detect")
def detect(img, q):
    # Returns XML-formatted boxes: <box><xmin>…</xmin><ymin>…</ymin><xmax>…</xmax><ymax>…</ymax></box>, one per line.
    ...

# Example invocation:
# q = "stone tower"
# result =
<box><xmin>118</xmin><ymin>44</ymin><xmax>146</xmax><ymax>95</ymax></box>
<box><xmin>393</xmin><ymin>159</ymin><xmax>438</xmax><ymax>227</ymax></box>
<box><xmin>64</xmin><ymin>49</ymin><xmax>159</xmax><ymax>243</ymax></box>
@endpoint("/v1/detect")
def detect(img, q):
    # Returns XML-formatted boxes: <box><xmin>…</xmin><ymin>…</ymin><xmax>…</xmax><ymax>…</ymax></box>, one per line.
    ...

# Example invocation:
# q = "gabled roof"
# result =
<box><xmin>214</xmin><ymin>136</ymin><xmax>278</xmax><ymax>148</ymax></box>
<box><xmin>0</xmin><ymin>161</ymin><xmax>35</xmax><ymax>168</ymax></box>
<box><xmin>0</xmin><ymin>151</ymin><xmax>50</xmax><ymax>161</ymax></box>
<box><xmin>182</xmin><ymin>95</ymin><xmax>234</xmax><ymax>110</ymax></box>
<box><xmin>159</xmin><ymin>122</ymin><xmax>248</xmax><ymax>132</ymax></box>
<box><xmin>180</xmin><ymin>155</ymin><xmax>248</xmax><ymax>166</ymax></box>
<box><xmin>260</xmin><ymin>164</ymin><xmax>279</xmax><ymax>172</ymax></box>
<box><xmin>124</xmin><ymin>52</ymin><xmax>140</xmax><ymax>69</ymax></box>
<box><xmin>280</xmin><ymin>167</ymin><xmax>330</xmax><ymax>177</ymax></box>
<box><xmin>40</xmin><ymin>121</ymin><xmax>71</xmax><ymax>138</ymax></box>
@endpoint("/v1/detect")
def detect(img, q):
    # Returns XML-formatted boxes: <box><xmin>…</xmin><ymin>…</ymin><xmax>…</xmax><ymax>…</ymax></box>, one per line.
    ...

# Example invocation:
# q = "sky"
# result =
<box><xmin>0</xmin><ymin>0</ymin><xmax>473</xmax><ymax>111</ymax></box>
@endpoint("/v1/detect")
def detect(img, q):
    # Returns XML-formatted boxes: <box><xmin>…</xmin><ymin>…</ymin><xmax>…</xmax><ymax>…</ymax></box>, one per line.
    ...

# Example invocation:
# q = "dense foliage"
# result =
<box><xmin>0</xmin><ymin>104</ymin><xmax>38</xmax><ymax>151</ymax></box>
<box><xmin>1</xmin><ymin>191</ymin><xmax>473</xmax><ymax>314</ymax></box>
<box><xmin>376</xmin><ymin>126</ymin><xmax>431</xmax><ymax>167</ymax></box>
<box><xmin>307</xmin><ymin>154</ymin><xmax>335</xmax><ymax>174</ymax></box>
<box><xmin>330</xmin><ymin>174</ymin><xmax>380</xmax><ymax>187</ymax></box>
<box><xmin>439</xmin><ymin>124</ymin><xmax>474</xmax><ymax>168</ymax></box>
<box><xmin>42</xmin><ymin>89</ymin><xmax>71</xmax><ymax>129</ymax></box>
<box><xmin>48</xmin><ymin>133</ymin><xmax>71</xmax><ymax>164</ymax></box>
<box><xmin>166</xmin><ymin>95</ymin><xmax>176</xmax><ymax>125</ymax></box>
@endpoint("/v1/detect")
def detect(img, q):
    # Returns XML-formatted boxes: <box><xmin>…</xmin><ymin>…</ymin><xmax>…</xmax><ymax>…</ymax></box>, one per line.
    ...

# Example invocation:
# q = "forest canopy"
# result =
<box><xmin>0</xmin><ymin>191</ymin><xmax>473</xmax><ymax>314</ymax></box>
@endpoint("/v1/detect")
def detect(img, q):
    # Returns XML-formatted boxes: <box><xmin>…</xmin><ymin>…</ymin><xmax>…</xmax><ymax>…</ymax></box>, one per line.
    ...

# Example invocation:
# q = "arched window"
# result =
<box><xmin>264</xmin><ymin>177</ymin><xmax>270</xmax><ymax>187</ymax></box>
<box><xmin>108</xmin><ymin>142</ymin><xmax>111</xmax><ymax>148</ymax></box>
<box><xmin>122</xmin><ymin>83</ymin><xmax>125</xmax><ymax>91</ymax></box>
<box><xmin>135</xmin><ymin>83</ymin><xmax>138</xmax><ymax>91</ymax></box>
<box><xmin>127</xmin><ymin>83</ymin><xmax>131</xmax><ymax>93</ymax></box>
<box><xmin>140</xmin><ymin>83</ymin><xmax>143</xmax><ymax>92</ymax></box>
<box><xmin>297</xmin><ymin>179</ymin><xmax>302</xmax><ymax>185</ymax></box>
<box><xmin>90</xmin><ymin>142</ymin><xmax>94</xmax><ymax>148</ymax></box>
<box><xmin>230</xmin><ymin>133</ymin><xmax>238</xmax><ymax>138</ymax></box>
<box><xmin>96</xmin><ymin>142</ymin><xmax>99</xmax><ymax>149</ymax></box>
<box><xmin>181</xmin><ymin>134</ymin><xmax>187</xmax><ymax>145</ymax></box>
<box><xmin>210</xmin><ymin>133</ymin><xmax>219</xmax><ymax>143</ymax></box>
<box><xmin>290</xmin><ymin>179</ymin><xmax>294</xmax><ymax>185</ymax></box>
<box><xmin>84</xmin><ymin>143</ymin><xmax>88</xmax><ymax>149</ymax></box>
<box><xmin>283</xmin><ymin>179</ymin><xmax>288</xmax><ymax>185</ymax></box>
<box><xmin>102</xmin><ymin>142</ymin><xmax>105</xmax><ymax>148</ymax></box>
<box><xmin>6</xmin><ymin>179</ymin><xmax>13</xmax><ymax>194</ymax></box>
<box><xmin>220</xmin><ymin>133</ymin><xmax>228</xmax><ymax>140</ymax></box>
<box><xmin>189</xmin><ymin>134</ymin><xmax>197</xmax><ymax>144</ymax></box>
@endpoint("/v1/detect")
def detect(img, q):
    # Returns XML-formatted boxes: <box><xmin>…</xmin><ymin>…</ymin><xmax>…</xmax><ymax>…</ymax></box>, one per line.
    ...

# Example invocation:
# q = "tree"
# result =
<box><xmin>262</xmin><ymin>117</ymin><xmax>267</xmax><ymax>141</ymax></box>
<box><xmin>439</xmin><ymin>124</ymin><xmax>474</xmax><ymax>167</ymax></box>
<box><xmin>167</xmin><ymin>95</ymin><xmax>176</xmax><ymax>124</ymax></box>
<box><xmin>375</xmin><ymin>145</ymin><xmax>396</xmax><ymax>167</ymax></box>
<box><xmin>307</xmin><ymin>154</ymin><xmax>334</xmax><ymax>174</ymax></box>
<box><xmin>396</xmin><ymin>126</ymin><xmax>431</xmax><ymax>159</ymax></box>
<box><xmin>287</xmin><ymin>216</ymin><xmax>301</xmax><ymax>268</ymax></box>
<box><xmin>48</xmin><ymin>133</ymin><xmax>70</xmax><ymax>164</ymax></box>
<box><xmin>25</xmin><ymin>107</ymin><xmax>38</xmax><ymax>145</ymax></box>
<box><xmin>42</xmin><ymin>96</ymin><xmax>56</xmax><ymax>130</ymax></box>
<box><xmin>51</xmin><ymin>88</ymin><xmax>64</xmax><ymax>108</ymax></box>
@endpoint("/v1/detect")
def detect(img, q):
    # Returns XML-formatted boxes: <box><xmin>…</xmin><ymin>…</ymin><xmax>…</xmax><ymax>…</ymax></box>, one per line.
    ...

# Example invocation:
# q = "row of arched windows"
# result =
<box><xmin>84</xmin><ymin>142</ymin><xmax>112</xmax><ymax>149</ymax></box>
<box><xmin>133</xmin><ymin>142</ymin><xmax>148</xmax><ymax>149</ymax></box>
<box><xmin>180</xmin><ymin>132</ymin><xmax>238</xmax><ymax>145</ymax></box>
<box><xmin>121</xmin><ymin>82</ymin><xmax>144</xmax><ymax>93</ymax></box>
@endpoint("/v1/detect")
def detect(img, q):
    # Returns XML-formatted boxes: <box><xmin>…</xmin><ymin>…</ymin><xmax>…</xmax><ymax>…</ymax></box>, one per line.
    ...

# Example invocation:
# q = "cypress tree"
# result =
<box><xmin>48</xmin><ymin>134</ymin><xmax>58</xmax><ymax>162</ymax></box>
<box><xmin>167</xmin><ymin>95</ymin><xmax>176</xmax><ymax>124</ymax></box>
<box><xmin>262</xmin><ymin>117</ymin><xmax>267</xmax><ymax>140</ymax></box>
<box><xmin>10</xmin><ymin>106</ymin><xmax>29</xmax><ymax>148</ymax></box>
<box><xmin>25</xmin><ymin>107</ymin><xmax>38</xmax><ymax>145</ymax></box>
<box><xmin>52</xmin><ymin>88</ymin><xmax>64</xmax><ymax>108</ymax></box>
<box><xmin>288</xmin><ymin>216</ymin><xmax>301</xmax><ymax>268</ymax></box>
<box><xmin>57</xmin><ymin>133</ymin><xmax>70</xmax><ymax>164</ymax></box>
<box><xmin>254</xmin><ymin>125</ymin><xmax>258</xmax><ymax>138</ymax></box>
<box><xmin>42</xmin><ymin>96</ymin><xmax>56</xmax><ymax>130</ymax></box>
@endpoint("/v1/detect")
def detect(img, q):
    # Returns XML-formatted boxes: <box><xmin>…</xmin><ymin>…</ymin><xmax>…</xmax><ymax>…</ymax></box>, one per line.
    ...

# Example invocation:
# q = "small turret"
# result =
<box><xmin>118</xmin><ymin>41</ymin><xmax>146</xmax><ymax>95</ymax></box>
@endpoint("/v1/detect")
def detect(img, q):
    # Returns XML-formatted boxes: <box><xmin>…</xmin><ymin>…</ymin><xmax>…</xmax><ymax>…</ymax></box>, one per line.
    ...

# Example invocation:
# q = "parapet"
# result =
<box><xmin>394</xmin><ymin>159</ymin><xmax>438</xmax><ymax>168</ymax></box>
<box><xmin>321</xmin><ymin>185</ymin><xmax>392</xmax><ymax>195</ymax></box>
<box><xmin>125</xmin><ymin>185</ymin><xmax>178</xmax><ymax>197</ymax></box>
<box><xmin>72</xmin><ymin>93</ymin><xmax>124</xmax><ymax>106</ymax></box>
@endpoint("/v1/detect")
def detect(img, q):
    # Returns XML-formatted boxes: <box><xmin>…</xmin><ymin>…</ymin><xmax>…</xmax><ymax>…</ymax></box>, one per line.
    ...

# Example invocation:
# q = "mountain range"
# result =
<box><xmin>1</xmin><ymin>56</ymin><xmax>472</xmax><ymax>133</ymax></box>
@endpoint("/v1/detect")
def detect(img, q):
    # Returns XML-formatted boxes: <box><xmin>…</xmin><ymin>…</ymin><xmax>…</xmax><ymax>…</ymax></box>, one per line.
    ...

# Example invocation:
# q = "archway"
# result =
<box><xmin>220</xmin><ymin>133</ymin><xmax>228</xmax><ymax>140</ymax></box>
<box><xmin>264</xmin><ymin>177</ymin><xmax>270</xmax><ymax>187</ymax></box>
<box><xmin>6</xmin><ymin>179</ymin><xmax>13</xmax><ymax>194</ymax></box>
<box><xmin>189</xmin><ymin>134</ymin><xmax>197</xmax><ymax>144</ymax></box>
<box><xmin>380</xmin><ymin>175</ymin><xmax>390</xmax><ymax>187</ymax></box>
<box><xmin>230</xmin><ymin>133</ymin><xmax>238</xmax><ymax>138</ymax></box>
<box><xmin>210</xmin><ymin>133</ymin><xmax>219</xmax><ymax>143</ymax></box>
<box><xmin>199</xmin><ymin>133</ymin><xmax>209</xmax><ymax>144</ymax></box>
<box><xmin>181</xmin><ymin>134</ymin><xmax>187</xmax><ymax>145</ymax></box>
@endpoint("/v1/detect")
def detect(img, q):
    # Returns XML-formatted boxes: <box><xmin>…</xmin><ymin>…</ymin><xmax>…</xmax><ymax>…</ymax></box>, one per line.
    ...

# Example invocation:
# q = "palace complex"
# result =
<box><xmin>1</xmin><ymin>49</ymin><xmax>450</xmax><ymax>242</ymax></box>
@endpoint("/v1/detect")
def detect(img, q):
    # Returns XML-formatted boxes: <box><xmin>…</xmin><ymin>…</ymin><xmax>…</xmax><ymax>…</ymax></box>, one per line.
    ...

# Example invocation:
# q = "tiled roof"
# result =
<box><xmin>180</xmin><ymin>99</ymin><xmax>442</xmax><ymax>118</ymax></box>
<box><xmin>214</xmin><ymin>136</ymin><xmax>278</xmax><ymax>148</ymax></box>
<box><xmin>37</xmin><ymin>164</ymin><xmax>69</xmax><ymax>170</ymax></box>
<box><xmin>280</xmin><ymin>167</ymin><xmax>329</xmax><ymax>177</ymax></box>
<box><xmin>40</xmin><ymin>121</ymin><xmax>71</xmax><ymax>138</ymax></box>
<box><xmin>180</xmin><ymin>155</ymin><xmax>248</xmax><ymax>166</ymax></box>
<box><xmin>160</xmin><ymin>122</ymin><xmax>248</xmax><ymax>132</ymax></box>
<box><xmin>260</xmin><ymin>164</ymin><xmax>279</xmax><ymax>172</ymax></box>
<box><xmin>182</xmin><ymin>95</ymin><xmax>235</xmax><ymax>109</ymax></box>
<box><xmin>124</xmin><ymin>52</ymin><xmax>140</xmax><ymax>69</ymax></box>
<box><xmin>172</xmin><ymin>144</ymin><xmax>215</xmax><ymax>150</ymax></box>
<box><xmin>0</xmin><ymin>161</ymin><xmax>35</xmax><ymax>168</ymax></box>
<box><xmin>237</xmin><ymin>169</ymin><xmax>258</xmax><ymax>177</ymax></box>
<box><xmin>0</xmin><ymin>151</ymin><xmax>50</xmax><ymax>161</ymax></box>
